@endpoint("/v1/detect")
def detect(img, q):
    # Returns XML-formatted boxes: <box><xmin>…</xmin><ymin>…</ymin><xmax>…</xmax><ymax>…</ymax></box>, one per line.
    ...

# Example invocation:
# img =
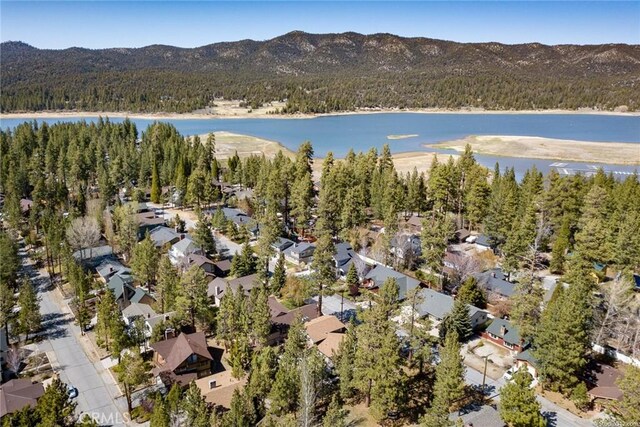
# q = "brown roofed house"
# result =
<box><xmin>316</xmin><ymin>332</ymin><xmax>346</xmax><ymax>360</ymax></box>
<box><xmin>195</xmin><ymin>370</ymin><xmax>247</xmax><ymax>410</ymax></box>
<box><xmin>0</xmin><ymin>379</ymin><xmax>45</xmax><ymax>417</ymax></box>
<box><xmin>267</xmin><ymin>297</ymin><xmax>320</xmax><ymax>345</ymax></box>
<box><xmin>304</xmin><ymin>315</ymin><xmax>346</xmax><ymax>344</ymax></box>
<box><xmin>150</xmin><ymin>332</ymin><xmax>214</xmax><ymax>386</ymax></box>
<box><xmin>587</xmin><ymin>364</ymin><xmax>624</xmax><ymax>409</ymax></box>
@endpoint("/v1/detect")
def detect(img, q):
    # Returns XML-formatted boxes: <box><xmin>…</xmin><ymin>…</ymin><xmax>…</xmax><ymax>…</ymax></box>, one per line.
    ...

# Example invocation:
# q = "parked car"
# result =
<box><xmin>67</xmin><ymin>384</ymin><xmax>78</xmax><ymax>399</ymax></box>
<box><xmin>502</xmin><ymin>368</ymin><xmax>515</xmax><ymax>381</ymax></box>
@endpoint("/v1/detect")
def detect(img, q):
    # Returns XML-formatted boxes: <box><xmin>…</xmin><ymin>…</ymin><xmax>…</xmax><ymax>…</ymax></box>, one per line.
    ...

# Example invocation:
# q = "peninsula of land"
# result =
<box><xmin>432</xmin><ymin>135</ymin><xmax>640</xmax><ymax>166</ymax></box>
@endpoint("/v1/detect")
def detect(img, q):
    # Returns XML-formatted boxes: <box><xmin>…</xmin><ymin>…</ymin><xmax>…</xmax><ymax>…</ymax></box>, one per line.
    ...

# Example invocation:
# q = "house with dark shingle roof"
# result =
<box><xmin>363</xmin><ymin>265</ymin><xmax>421</xmax><ymax>301</ymax></box>
<box><xmin>271</xmin><ymin>237</ymin><xmax>295</xmax><ymax>253</ymax></box>
<box><xmin>0</xmin><ymin>379</ymin><xmax>44</xmax><ymax>418</ymax></box>
<box><xmin>106</xmin><ymin>272</ymin><xmax>155</xmax><ymax>309</ymax></box>
<box><xmin>222</xmin><ymin>208</ymin><xmax>259</xmax><ymax>238</ymax></box>
<box><xmin>207</xmin><ymin>274</ymin><xmax>260</xmax><ymax>306</ymax></box>
<box><xmin>169</xmin><ymin>237</ymin><xmax>203</xmax><ymax>265</ymax></box>
<box><xmin>415</xmin><ymin>288</ymin><xmax>488</xmax><ymax>329</ymax></box>
<box><xmin>150</xmin><ymin>332</ymin><xmax>214</xmax><ymax>386</ymax></box>
<box><xmin>148</xmin><ymin>226</ymin><xmax>181</xmax><ymax>250</ymax></box>
<box><xmin>284</xmin><ymin>242</ymin><xmax>315</xmax><ymax>266</ymax></box>
<box><xmin>267</xmin><ymin>297</ymin><xmax>319</xmax><ymax>345</ymax></box>
<box><xmin>96</xmin><ymin>259</ymin><xmax>128</xmax><ymax>283</ymax></box>
<box><xmin>474</xmin><ymin>268</ymin><xmax>515</xmax><ymax>300</ymax></box>
<box><xmin>482</xmin><ymin>318</ymin><xmax>526</xmax><ymax>353</ymax></box>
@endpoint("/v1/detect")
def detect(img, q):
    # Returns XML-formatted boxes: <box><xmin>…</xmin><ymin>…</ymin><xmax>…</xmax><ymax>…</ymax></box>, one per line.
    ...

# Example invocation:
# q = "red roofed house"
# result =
<box><xmin>150</xmin><ymin>332</ymin><xmax>214</xmax><ymax>387</ymax></box>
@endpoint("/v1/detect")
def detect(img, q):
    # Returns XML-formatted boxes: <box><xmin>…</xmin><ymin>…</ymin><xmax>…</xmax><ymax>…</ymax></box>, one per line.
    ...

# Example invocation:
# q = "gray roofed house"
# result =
<box><xmin>222</xmin><ymin>207</ymin><xmax>259</xmax><ymax>236</ymax></box>
<box><xmin>363</xmin><ymin>265</ymin><xmax>421</xmax><ymax>301</ymax></box>
<box><xmin>149</xmin><ymin>226</ymin><xmax>181</xmax><ymax>249</ymax></box>
<box><xmin>169</xmin><ymin>237</ymin><xmax>204</xmax><ymax>265</ymax></box>
<box><xmin>284</xmin><ymin>242</ymin><xmax>316</xmax><ymax>266</ymax></box>
<box><xmin>107</xmin><ymin>272</ymin><xmax>155</xmax><ymax>308</ymax></box>
<box><xmin>96</xmin><ymin>260</ymin><xmax>127</xmax><ymax>282</ymax></box>
<box><xmin>271</xmin><ymin>237</ymin><xmax>295</xmax><ymax>253</ymax></box>
<box><xmin>208</xmin><ymin>273</ymin><xmax>260</xmax><ymax>306</ymax></box>
<box><xmin>483</xmin><ymin>318</ymin><xmax>526</xmax><ymax>352</ymax></box>
<box><xmin>72</xmin><ymin>245</ymin><xmax>114</xmax><ymax>267</ymax></box>
<box><xmin>333</xmin><ymin>242</ymin><xmax>360</xmax><ymax>276</ymax></box>
<box><xmin>415</xmin><ymin>288</ymin><xmax>488</xmax><ymax>329</ymax></box>
<box><xmin>474</xmin><ymin>268</ymin><xmax>515</xmax><ymax>299</ymax></box>
<box><xmin>390</xmin><ymin>234</ymin><xmax>422</xmax><ymax>259</ymax></box>
<box><xmin>309</xmin><ymin>294</ymin><xmax>357</xmax><ymax>322</ymax></box>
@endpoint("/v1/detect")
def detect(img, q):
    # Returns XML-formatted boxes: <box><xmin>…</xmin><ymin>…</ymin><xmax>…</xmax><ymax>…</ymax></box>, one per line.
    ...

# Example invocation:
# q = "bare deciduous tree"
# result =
<box><xmin>66</xmin><ymin>216</ymin><xmax>101</xmax><ymax>259</ymax></box>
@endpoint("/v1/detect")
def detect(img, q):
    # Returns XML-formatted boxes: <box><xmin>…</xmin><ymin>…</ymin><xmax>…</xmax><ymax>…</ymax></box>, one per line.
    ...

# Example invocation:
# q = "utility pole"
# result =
<box><xmin>481</xmin><ymin>354</ymin><xmax>490</xmax><ymax>402</ymax></box>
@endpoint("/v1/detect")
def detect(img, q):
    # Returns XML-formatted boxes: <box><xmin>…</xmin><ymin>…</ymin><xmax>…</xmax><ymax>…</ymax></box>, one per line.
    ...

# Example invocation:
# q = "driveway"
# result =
<box><xmin>464</xmin><ymin>362</ymin><xmax>594</xmax><ymax>427</ymax></box>
<box><xmin>20</xmin><ymin>247</ymin><xmax>129</xmax><ymax>426</ymax></box>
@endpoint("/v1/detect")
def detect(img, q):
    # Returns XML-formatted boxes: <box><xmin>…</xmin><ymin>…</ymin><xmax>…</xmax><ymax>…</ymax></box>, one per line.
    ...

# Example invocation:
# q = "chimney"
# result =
<box><xmin>209</xmin><ymin>380</ymin><xmax>217</xmax><ymax>389</ymax></box>
<box><xmin>180</xmin><ymin>234</ymin><xmax>186</xmax><ymax>240</ymax></box>
<box><xmin>492</xmin><ymin>272</ymin><xmax>496</xmax><ymax>278</ymax></box>
<box><xmin>500</xmin><ymin>325</ymin><xmax>507</xmax><ymax>336</ymax></box>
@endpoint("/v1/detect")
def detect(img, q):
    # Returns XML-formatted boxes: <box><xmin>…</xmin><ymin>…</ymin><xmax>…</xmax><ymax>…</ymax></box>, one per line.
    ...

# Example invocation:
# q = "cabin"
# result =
<box><xmin>150</xmin><ymin>332</ymin><xmax>214</xmax><ymax>386</ymax></box>
<box><xmin>415</xmin><ymin>288</ymin><xmax>488</xmax><ymax>330</ymax></box>
<box><xmin>168</xmin><ymin>238</ymin><xmax>204</xmax><ymax>266</ymax></box>
<box><xmin>481</xmin><ymin>318</ymin><xmax>527</xmax><ymax>354</ymax></box>
<box><xmin>362</xmin><ymin>265</ymin><xmax>421</xmax><ymax>301</ymax></box>
<box><xmin>284</xmin><ymin>242</ymin><xmax>316</xmax><ymax>266</ymax></box>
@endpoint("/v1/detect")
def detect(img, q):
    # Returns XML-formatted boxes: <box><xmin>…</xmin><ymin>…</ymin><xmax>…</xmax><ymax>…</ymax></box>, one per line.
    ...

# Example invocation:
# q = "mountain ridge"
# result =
<box><xmin>2</xmin><ymin>31</ymin><xmax>639</xmax><ymax>113</ymax></box>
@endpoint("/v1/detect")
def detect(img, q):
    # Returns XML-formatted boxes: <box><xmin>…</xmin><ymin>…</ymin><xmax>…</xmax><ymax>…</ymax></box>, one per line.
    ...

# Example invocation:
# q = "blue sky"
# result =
<box><xmin>1</xmin><ymin>1</ymin><xmax>638</xmax><ymax>48</ymax></box>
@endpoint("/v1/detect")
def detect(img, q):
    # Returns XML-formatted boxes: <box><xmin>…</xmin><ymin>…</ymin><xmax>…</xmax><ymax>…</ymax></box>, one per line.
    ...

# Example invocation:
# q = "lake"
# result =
<box><xmin>2</xmin><ymin>113</ymin><xmax>639</xmax><ymax>177</ymax></box>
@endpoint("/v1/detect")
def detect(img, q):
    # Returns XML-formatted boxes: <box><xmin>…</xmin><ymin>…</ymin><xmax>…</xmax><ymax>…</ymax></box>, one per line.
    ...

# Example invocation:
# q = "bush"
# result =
<box><xmin>571</xmin><ymin>382</ymin><xmax>591</xmax><ymax>411</ymax></box>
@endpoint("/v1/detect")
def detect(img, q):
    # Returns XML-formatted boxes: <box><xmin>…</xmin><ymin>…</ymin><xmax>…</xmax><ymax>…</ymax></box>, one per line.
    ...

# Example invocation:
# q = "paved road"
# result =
<box><xmin>464</xmin><ymin>364</ymin><xmax>594</xmax><ymax>427</ymax></box>
<box><xmin>20</xmin><ymin>247</ymin><xmax>129</xmax><ymax>426</ymax></box>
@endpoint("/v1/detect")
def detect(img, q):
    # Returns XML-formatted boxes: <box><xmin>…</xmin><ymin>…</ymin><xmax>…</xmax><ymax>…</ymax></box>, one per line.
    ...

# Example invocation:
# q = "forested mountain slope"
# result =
<box><xmin>2</xmin><ymin>31</ymin><xmax>639</xmax><ymax>113</ymax></box>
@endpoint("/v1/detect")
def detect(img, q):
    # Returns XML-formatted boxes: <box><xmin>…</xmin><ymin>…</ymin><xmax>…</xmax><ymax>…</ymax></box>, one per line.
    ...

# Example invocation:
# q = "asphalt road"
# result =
<box><xmin>464</xmin><ymin>364</ymin><xmax>595</xmax><ymax>427</ymax></box>
<box><xmin>21</xmin><ymin>247</ymin><xmax>129</xmax><ymax>426</ymax></box>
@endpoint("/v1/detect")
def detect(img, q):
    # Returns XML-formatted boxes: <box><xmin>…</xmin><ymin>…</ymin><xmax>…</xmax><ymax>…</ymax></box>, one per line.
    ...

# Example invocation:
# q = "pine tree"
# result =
<box><xmin>311</xmin><ymin>231</ymin><xmax>336</xmax><ymax>316</ymax></box>
<box><xmin>193</xmin><ymin>211</ymin><xmax>216</xmax><ymax>256</ymax></box>
<box><xmin>231</xmin><ymin>242</ymin><xmax>257</xmax><ymax>277</ymax></box>
<box><xmin>130</xmin><ymin>231</ymin><xmax>158</xmax><ymax>292</ymax></box>
<box><xmin>211</xmin><ymin>205</ymin><xmax>228</xmax><ymax>230</ymax></box>
<box><xmin>114</xmin><ymin>350</ymin><xmax>148</xmax><ymax>412</ymax></box>
<box><xmin>617</xmin><ymin>364</ymin><xmax>640</xmax><ymax>423</ymax></box>
<box><xmin>0</xmin><ymin>232</ymin><xmax>20</xmax><ymax>286</ymax></box>
<box><xmin>291</xmin><ymin>169</ymin><xmax>314</xmax><ymax>236</ymax></box>
<box><xmin>223</xmin><ymin>388</ymin><xmax>257</xmax><ymax>427</ymax></box>
<box><xmin>345</xmin><ymin>263</ymin><xmax>359</xmax><ymax>297</ymax></box>
<box><xmin>402</xmin><ymin>288</ymin><xmax>433</xmax><ymax>372</ymax></box>
<box><xmin>574</xmin><ymin>184</ymin><xmax>613</xmax><ymax>263</ymax></box>
<box><xmin>36</xmin><ymin>377</ymin><xmax>77</xmax><ymax>426</ymax></box>
<box><xmin>322</xmin><ymin>395</ymin><xmax>349</xmax><ymax>427</ymax></box>
<box><xmin>335</xmin><ymin>322</ymin><xmax>357</xmax><ymax>400</ymax></box>
<box><xmin>456</xmin><ymin>277</ymin><xmax>486</xmax><ymax>308</ymax></box>
<box><xmin>269</xmin><ymin>315</ymin><xmax>307</xmax><ymax>415</ymax></box>
<box><xmin>550</xmin><ymin>215</ymin><xmax>571</xmax><ymax>274</ymax></box>
<box><xmin>155</xmin><ymin>255</ymin><xmax>178</xmax><ymax>313</ymax></box>
<box><xmin>431</xmin><ymin>330</ymin><xmax>465</xmax><ymax>412</ymax></box>
<box><xmin>149</xmin><ymin>395</ymin><xmax>170</xmax><ymax>427</ymax></box>
<box><xmin>0</xmin><ymin>280</ymin><xmax>15</xmax><ymax>340</ymax></box>
<box><xmin>509</xmin><ymin>276</ymin><xmax>544</xmax><ymax>342</ymax></box>
<box><xmin>247</xmin><ymin>346</ymin><xmax>278</xmax><ymax>403</ymax></box>
<box><xmin>114</xmin><ymin>203</ymin><xmax>139</xmax><ymax>262</ymax></box>
<box><xmin>255</xmin><ymin>203</ymin><xmax>280</xmax><ymax>284</ymax></box>
<box><xmin>150</xmin><ymin>161</ymin><xmax>161</xmax><ymax>203</ymax></box>
<box><xmin>249</xmin><ymin>284</ymin><xmax>271</xmax><ymax>347</ymax></box>
<box><xmin>439</xmin><ymin>298</ymin><xmax>472</xmax><ymax>342</ymax></box>
<box><xmin>16</xmin><ymin>278</ymin><xmax>41</xmax><ymax>342</ymax></box>
<box><xmin>176</xmin><ymin>265</ymin><xmax>211</xmax><ymax>328</ymax></box>
<box><xmin>421</xmin><ymin>213</ymin><xmax>453</xmax><ymax>280</ymax></box>
<box><xmin>499</xmin><ymin>368</ymin><xmax>546</xmax><ymax>427</ymax></box>
<box><xmin>182</xmin><ymin>382</ymin><xmax>211</xmax><ymax>427</ymax></box>
<box><xmin>271</xmin><ymin>253</ymin><xmax>286</xmax><ymax>296</ymax></box>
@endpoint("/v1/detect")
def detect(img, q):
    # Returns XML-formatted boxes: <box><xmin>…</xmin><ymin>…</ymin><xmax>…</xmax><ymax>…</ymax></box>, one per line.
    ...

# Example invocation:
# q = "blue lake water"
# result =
<box><xmin>2</xmin><ymin>113</ymin><xmax>639</xmax><ymax>177</ymax></box>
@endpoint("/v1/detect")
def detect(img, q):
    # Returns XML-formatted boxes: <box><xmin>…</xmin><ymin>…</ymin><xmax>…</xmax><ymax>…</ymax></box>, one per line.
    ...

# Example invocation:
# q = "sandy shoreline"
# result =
<box><xmin>1</xmin><ymin>107</ymin><xmax>638</xmax><ymax>121</ymax></box>
<box><xmin>432</xmin><ymin>135</ymin><xmax>640</xmax><ymax>166</ymax></box>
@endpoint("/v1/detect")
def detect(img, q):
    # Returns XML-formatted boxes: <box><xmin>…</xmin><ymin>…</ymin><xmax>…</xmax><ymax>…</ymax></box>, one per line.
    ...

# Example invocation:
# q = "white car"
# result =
<box><xmin>67</xmin><ymin>384</ymin><xmax>78</xmax><ymax>399</ymax></box>
<box><xmin>502</xmin><ymin>368</ymin><xmax>515</xmax><ymax>381</ymax></box>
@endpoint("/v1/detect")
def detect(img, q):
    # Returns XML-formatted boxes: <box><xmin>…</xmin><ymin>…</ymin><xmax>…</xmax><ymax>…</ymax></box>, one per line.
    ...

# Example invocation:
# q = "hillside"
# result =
<box><xmin>2</xmin><ymin>31</ymin><xmax>640</xmax><ymax>113</ymax></box>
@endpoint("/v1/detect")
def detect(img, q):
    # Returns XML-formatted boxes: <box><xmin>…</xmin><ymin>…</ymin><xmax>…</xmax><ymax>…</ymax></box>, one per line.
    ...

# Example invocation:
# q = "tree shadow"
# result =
<box><xmin>542</xmin><ymin>410</ymin><xmax>558</xmax><ymax>427</ymax></box>
<box><xmin>41</xmin><ymin>312</ymin><xmax>72</xmax><ymax>339</ymax></box>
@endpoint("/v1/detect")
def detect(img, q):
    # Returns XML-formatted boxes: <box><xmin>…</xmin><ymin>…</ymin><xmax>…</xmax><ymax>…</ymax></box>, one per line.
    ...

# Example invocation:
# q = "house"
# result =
<box><xmin>187</xmin><ymin>254</ymin><xmax>216</xmax><ymax>276</ymax></box>
<box><xmin>415</xmin><ymin>288</ymin><xmax>488</xmax><ymax>329</ymax></box>
<box><xmin>195</xmin><ymin>370</ymin><xmax>247</xmax><ymax>410</ymax></box>
<box><xmin>316</xmin><ymin>333</ymin><xmax>346</xmax><ymax>360</ymax></box>
<box><xmin>515</xmin><ymin>349</ymin><xmax>539</xmax><ymax>380</ymax></box>
<box><xmin>363</xmin><ymin>265</ymin><xmax>421</xmax><ymax>301</ymax></box>
<box><xmin>150</xmin><ymin>332</ymin><xmax>214</xmax><ymax>386</ymax></box>
<box><xmin>390</xmin><ymin>234</ymin><xmax>422</xmax><ymax>260</ymax></box>
<box><xmin>474</xmin><ymin>268</ymin><xmax>515</xmax><ymax>300</ymax></box>
<box><xmin>72</xmin><ymin>245</ymin><xmax>114</xmax><ymax>267</ymax></box>
<box><xmin>586</xmin><ymin>364</ymin><xmax>624</xmax><ymax>409</ymax></box>
<box><xmin>137</xmin><ymin>211</ymin><xmax>166</xmax><ymax>238</ymax></box>
<box><xmin>482</xmin><ymin>318</ymin><xmax>526</xmax><ymax>353</ymax></box>
<box><xmin>309</xmin><ymin>294</ymin><xmax>357</xmax><ymax>322</ymax></box>
<box><xmin>207</xmin><ymin>274</ymin><xmax>260</xmax><ymax>306</ymax></box>
<box><xmin>449</xmin><ymin>404</ymin><xmax>504</xmax><ymax>427</ymax></box>
<box><xmin>148</xmin><ymin>226</ymin><xmax>181</xmax><ymax>250</ymax></box>
<box><xmin>121</xmin><ymin>303</ymin><xmax>174</xmax><ymax>340</ymax></box>
<box><xmin>168</xmin><ymin>238</ymin><xmax>204</xmax><ymax>265</ymax></box>
<box><xmin>96</xmin><ymin>260</ymin><xmax>128</xmax><ymax>283</ymax></box>
<box><xmin>271</xmin><ymin>237</ymin><xmax>295</xmax><ymax>254</ymax></box>
<box><xmin>0</xmin><ymin>379</ymin><xmax>45</xmax><ymax>418</ymax></box>
<box><xmin>401</xmin><ymin>214</ymin><xmax>423</xmax><ymax>233</ymax></box>
<box><xmin>284</xmin><ymin>242</ymin><xmax>316</xmax><ymax>266</ymax></box>
<box><xmin>268</xmin><ymin>297</ymin><xmax>320</xmax><ymax>345</ymax></box>
<box><xmin>453</xmin><ymin>228</ymin><xmax>471</xmax><ymax>243</ymax></box>
<box><xmin>467</xmin><ymin>234</ymin><xmax>491</xmax><ymax>251</ymax></box>
<box><xmin>106</xmin><ymin>272</ymin><xmax>155</xmax><ymax>309</ymax></box>
<box><xmin>213</xmin><ymin>259</ymin><xmax>232</xmax><ymax>278</ymax></box>
<box><xmin>222</xmin><ymin>208</ymin><xmax>259</xmax><ymax>238</ymax></box>
<box><xmin>333</xmin><ymin>242</ymin><xmax>358</xmax><ymax>276</ymax></box>
<box><xmin>304</xmin><ymin>315</ymin><xmax>346</xmax><ymax>345</ymax></box>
